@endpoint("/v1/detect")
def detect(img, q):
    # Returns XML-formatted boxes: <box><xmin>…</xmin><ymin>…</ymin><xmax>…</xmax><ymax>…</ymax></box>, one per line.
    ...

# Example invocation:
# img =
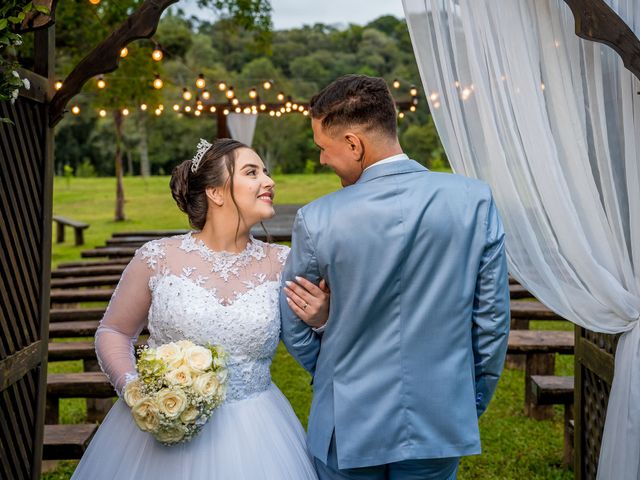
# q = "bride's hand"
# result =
<box><xmin>284</xmin><ymin>277</ymin><xmax>330</xmax><ymax>329</ymax></box>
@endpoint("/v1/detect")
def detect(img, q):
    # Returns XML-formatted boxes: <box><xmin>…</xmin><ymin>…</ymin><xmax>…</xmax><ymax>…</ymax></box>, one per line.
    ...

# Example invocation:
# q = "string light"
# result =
<box><xmin>218</xmin><ymin>81</ymin><xmax>227</xmax><ymax>91</ymax></box>
<box><xmin>244</xmin><ymin>107</ymin><xmax>251</xmax><ymax>114</ymax></box>
<box><xmin>433</xmin><ymin>101</ymin><xmax>441</xmax><ymax>109</ymax></box>
<box><xmin>194</xmin><ymin>110</ymin><xmax>201</xmax><ymax>116</ymax></box>
<box><xmin>292</xmin><ymin>103</ymin><xmax>298</xmax><ymax>109</ymax></box>
<box><xmin>202</xmin><ymin>89</ymin><xmax>211</xmax><ymax>100</ymax></box>
<box><xmin>173</xmin><ymin>104</ymin><xmax>180</xmax><ymax>111</ymax></box>
<box><xmin>231</xmin><ymin>98</ymin><xmax>239</xmax><ymax>106</ymax></box>
<box><xmin>398</xmin><ymin>111</ymin><xmax>405</xmax><ymax>119</ymax></box>
<box><xmin>55</xmin><ymin>80</ymin><xmax>63</xmax><ymax>90</ymax></box>
<box><xmin>97</xmin><ymin>76</ymin><xmax>106</xmax><ymax>89</ymax></box>
<box><xmin>263</xmin><ymin>80</ymin><xmax>272</xmax><ymax>90</ymax></box>
<box><xmin>155</xmin><ymin>108</ymin><xmax>162</xmax><ymax>116</ymax></box>
<box><xmin>196</xmin><ymin>73</ymin><xmax>206</xmax><ymax>89</ymax></box>
<box><xmin>99</xmin><ymin>109</ymin><xmax>107</xmax><ymax>117</ymax></box>
<box><xmin>158</xmin><ymin>104</ymin><xmax>164</xmax><ymax>111</ymax></box>
<box><xmin>392</xmin><ymin>79</ymin><xmax>400</xmax><ymax>89</ymax></box>
<box><xmin>71</xmin><ymin>106</ymin><xmax>80</xmax><ymax>115</ymax></box>
<box><xmin>209</xmin><ymin>106</ymin><xmax>216</xmax><ymax>112</ymax></box>
<box><xmin>140</xmin><ymin>104</ymin><xmax>148</xmax><ymax>111</ymax></box>
<box><xmin>223</xmin><ymin>108</ymin><xmax>230</xmax><ymax>115</ymax></box>
<box><xmin>461</xmin><ymin>88</ymin><xmax>471</xmax><ymax>100</ymax></box>
<box><xmin>303</xmin><ymin>111</ymin><xmax>309</xmax><ymax>116</ymax></box>
<box><xmin>276</xmin><ymin>111</ymin><xmax>282</xmax><ymax>117</ymax></box>
<box><xmin>184</xmin><ymin>105</ymin><xmax>192</xmax><ymax>112</ymax></box>
<box><xmin>89</xmin><ymin>0</ymin><xmax>100</xmax><ymax>4</ymax></box>
<box><xmin>409</xmin><ymin>85</ymin><xmax>418</xmax><ymax>96</ymax></box>
<box><xmin>122</xmin><ymin>108</ymin><xmax>130</xmax><ymax>116</ymax></box>
<box><xmin>197</xmin><ymin>104</ymin><xmax>203</xmax><ymax>111</ymax></box>
<box><xmin>120</xmin><ymin>47</ymin><xmax>128</xmax><ymax>58</ymax></box>
<box><xmin>153</xmin><ymin>74</ymin><xmax>163</xmax><ymax>89</ymax></box>
<box><xmin>429</xmin><ymin>92</ymin><xmax>439</xmax><ymax>101</ymax></box>
<box><xmin>152</xmin><ymin>48</ymin><xmax>163</xmax><ymax>61</ymax></box>
<box><xmin>249</xmin><ymin>88</ymin><xmax>257</xmax><ymax>99</ymax></box>
<box><xmin>260</xmin><ymin>104</ymin><xmax>266</xmax><ymax>111</ymax></box>
<box><xmin>182</xmin><ymin>88</ymin><xmax>192</xmax><ymax>101</ymax></box>
<box><xmin>410</xmin><ymin>105</ymin><xmax>416</xmax><ymax>112</ymax></box>
<box><xmin>235</xmin><ymin>107</ymin><xmax>242</xmax><ymax>113</ymax></box>
<box><xmin>285</xmin><ymin>101</ymin><xmax>292</xmax><ymax>108</ymax></box>
<box><xmin>277</xmin><ymin>92</ymin><xmax>285</xmax><ymax>101</ymax></box>
<box><xmin>226</xmin><ymin>86</ymin><xmax>235</xmax><ymax>99</ymax></box>
<box><xmin>269</xmin><ymin>111</ymin><xmax>275</xmax><ymax>117</ymax></box>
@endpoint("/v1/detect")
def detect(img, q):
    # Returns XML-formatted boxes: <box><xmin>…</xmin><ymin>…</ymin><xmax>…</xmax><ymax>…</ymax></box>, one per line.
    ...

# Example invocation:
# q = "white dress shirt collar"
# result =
<box><xmin>363</xmin><ymin>153</ymin><xmax>409</xmax><ymax>173</ymax></box>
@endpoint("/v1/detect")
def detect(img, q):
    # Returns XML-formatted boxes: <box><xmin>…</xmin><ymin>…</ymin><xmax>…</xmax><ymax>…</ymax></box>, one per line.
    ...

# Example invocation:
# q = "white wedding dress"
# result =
<box><xmin>71</xmin><ymin>233</ymin><xmax>318</xmax><ymax>479</ymax></box>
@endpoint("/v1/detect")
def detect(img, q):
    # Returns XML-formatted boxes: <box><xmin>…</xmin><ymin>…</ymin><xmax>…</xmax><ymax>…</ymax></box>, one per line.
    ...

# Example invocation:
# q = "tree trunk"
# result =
<box><xmin>127</xmin><ymin>149</ymin><xmax>134</xmax><ymax>176</ymax></box>
<box><xmin>113</xmin><ymin>110</ymin><xmax>126</xmax><ymax>221</ymax></box>
<box><xmin>138</xmin><ymin>112</ymin><xmax>150</xmax><ymax>177</ymax></box>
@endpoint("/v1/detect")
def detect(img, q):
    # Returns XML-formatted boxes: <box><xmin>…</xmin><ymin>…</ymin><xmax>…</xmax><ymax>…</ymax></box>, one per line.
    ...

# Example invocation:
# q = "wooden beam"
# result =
<box><xmin>563</xmin><ymin>0</ymin><xmax>640</xmax><ymax>82</ymax></box>
<box><xmin>18</xmin><ymin>0</ymin><xmax>58</xmax><ymax>33</ymax></box>
<box><xmin>0</xmin><ymin>341</ymin><xmax>43</xmax><ymax>391</ymax></box>
<box><xmin>49</xmin><ymin>0</ymin><xmax>179</xmax><ymax>126</ymax></box>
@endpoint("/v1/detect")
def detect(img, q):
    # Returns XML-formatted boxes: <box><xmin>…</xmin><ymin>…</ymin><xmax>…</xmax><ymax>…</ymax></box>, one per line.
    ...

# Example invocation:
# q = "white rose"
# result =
<box><xmin>175</xmin><ymin>340</ymin><xmax>194</xmax><ymax>350</ymax></box>
<box><xmin>123</xmin><ymin>379</ymin><xmax>145</xmax><ymax>407</ymax></box>
<box><xmin>155</xmin><ymin>343</ymin><xmax>184</xmax><ymax>369</ymax></box>
<box><xmin>179</xmin><ymin>405</ymin><xmax>200</xmax><ymax>423</ymax></box>
<box><xmin>156</xmin><ymin>388</ymin><xmax>187</xmax><ymax>419</ymax></box>
<box><xmin>192</xmin><ymin>372</ymin><xmax>220</xmax><ymax>398</ymax></box>
<box><xmin>165</xmin><ymin>365</ymin><xmax>193</xmax><ymax>387</ymax></box>
<box><xmin>184</xmin><ymin>345</ymin><xmax>212</xmax><ymax>372</ymax></box>
<box><xmin>131</xmin><ymin>398</ymin><xmax>160</xmax><ymax>432</ymax></box>
<box><xmin>12</xmin><ymin>71</ymin><xmax>19</xmax><ymax>78</ymax></box>
<box><xmin>22</xmin><ymin>78</ymin><xmax>30</xmax><ymax>90</ymax></box>
<box><xmin>154</xmin><ymin>424</ymin><xmax>187</xmax><ymax>444</ymax></box>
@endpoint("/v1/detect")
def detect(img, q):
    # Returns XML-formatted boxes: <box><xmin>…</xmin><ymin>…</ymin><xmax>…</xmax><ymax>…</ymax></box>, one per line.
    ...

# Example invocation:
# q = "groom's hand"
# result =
<box><xmin>284</xmin><ymin>277</ymin><xmax>330</xmax><ymax>329</ymax></box>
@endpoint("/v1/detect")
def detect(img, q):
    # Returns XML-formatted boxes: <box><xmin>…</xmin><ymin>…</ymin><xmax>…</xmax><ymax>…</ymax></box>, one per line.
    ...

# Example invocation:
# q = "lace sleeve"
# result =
<box><xmin>95</xmin><ymin>241</ymin><xmax>163</xmax><ymax>396</ymax></box>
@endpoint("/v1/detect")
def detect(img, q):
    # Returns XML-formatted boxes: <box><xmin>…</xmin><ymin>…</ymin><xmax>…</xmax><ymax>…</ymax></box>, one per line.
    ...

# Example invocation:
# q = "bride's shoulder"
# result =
<box><xmin>133</xmin><ymin>234</ymin><xmax>187</xmax><ymax>269</ymax></box>
<box><xmin>253</xmin><ymin>238</ymin><xmax>290</xmax><ymax>266</ymax></box>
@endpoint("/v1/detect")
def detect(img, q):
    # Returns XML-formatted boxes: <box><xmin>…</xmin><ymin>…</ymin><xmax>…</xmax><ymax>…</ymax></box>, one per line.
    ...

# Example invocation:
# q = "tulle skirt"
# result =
<box><xmin>71</xmin><ymin>383</ymin><xmax>318</xmax><ymax>479</ymax></box>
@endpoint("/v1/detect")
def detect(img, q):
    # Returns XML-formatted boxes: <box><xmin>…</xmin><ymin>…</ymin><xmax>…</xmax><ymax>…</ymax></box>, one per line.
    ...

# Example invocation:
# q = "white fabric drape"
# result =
<box><xmin>227</xmin><ymin>113</ymin><xmax>258</xmax><ymax>147</ymax></box>
<box><xmin>402</xmin><ymin>1</ymin><xmax>640</xmax><ymax>478</ymax></box>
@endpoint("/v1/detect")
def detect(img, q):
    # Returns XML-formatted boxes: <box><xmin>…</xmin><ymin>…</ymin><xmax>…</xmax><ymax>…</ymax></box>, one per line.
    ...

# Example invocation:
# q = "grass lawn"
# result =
<box><xmin>43</xmin><ymin>175</ymin><xmax>573</xmax><ymax>479</ymax></box>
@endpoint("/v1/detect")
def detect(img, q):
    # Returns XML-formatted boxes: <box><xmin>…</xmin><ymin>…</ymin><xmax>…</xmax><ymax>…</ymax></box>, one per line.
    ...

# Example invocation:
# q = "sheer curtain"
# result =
<box><xmin>227</xmin><ymin>113</ymin><xmax>258</xmax><ymax>146</ymax></box>
<box><xmin>402</xmin><ymin>0</ymin><xmax>640</xmax><ymax>477</ymax></box>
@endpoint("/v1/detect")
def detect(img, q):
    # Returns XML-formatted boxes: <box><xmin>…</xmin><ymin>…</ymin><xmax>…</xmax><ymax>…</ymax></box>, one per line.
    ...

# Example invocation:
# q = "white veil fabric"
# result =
<box><xmin>227</xmin><ymin>113</ymin><xmax>258</xmax><ymax>147</ymax></box>
<box><xmin>402</xmin><ymin>1</ymin><xmax>640</xmax><ymax>477</ymax></box>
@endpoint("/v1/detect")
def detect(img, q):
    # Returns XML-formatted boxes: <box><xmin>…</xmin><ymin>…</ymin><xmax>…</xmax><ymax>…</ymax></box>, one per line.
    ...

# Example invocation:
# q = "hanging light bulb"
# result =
<box><xmin>286</xmin><ymin>107</ymin><xmax>292</xmax><ymax>113</ymax></box>
<box><xmin>209</xmin><ymin>106</ymin><xmax>216</xmax><ymax>113</ymax></box>
<box><xmin>153</xmin><ymin>74</ymin><xmax>163</xmax><ymax>90</ymax></box>
<box><xmin>276</xmin><ymin>111</ymin><xmax>282</xmax><ymax>117</ymax></box>
<box><xmin>122</xmin><ymin>108</ymin><xmax>130</xmax><ymax>116</ymax></box>
<box><xmin>249</xmin><ymin>88</ymin><xmax>257</xmax><ymax>99</ymax></box>
<box><xmin>202</xmin><ymin>89</ymin><xmax>211</xmax><ymax>100</ymax></box>
<box><xmin>196</xmin><ymin>73</ymin><xmax>206</xmax><ymax>89</ymax></box>
<box><xmin>409</xmin><ymin>85</ymin><xmax>418</xmax><ymax>96</ymax></box>
<box><xmin>55</xmin><ymin>80</ymin><xmax>63</xmax><ymax>90</ymax></box>
<box><xmin>184</xmin><ymin>105</ymin><xmax>192</xmax><ymax>113</ymax></box>
<box><xmin>277</xmin><ymin>92</ymin><xmax>285</xmax><ymax>101</ymax></box>
<box><xmin>259</xmin><ymin>104</ymin><xmax>266</xmax><ymax>111</ymax></box>
<box><xmin>89</xmin><ymin>0</ymin><xmax>101</xmax><ymax>4</ymax></box>
<box><xmin>409</xmin><ymin>105</ymin><xmax>416</xmax><ymax>112</ymax></box>
<box><xmin>225</xmin><ymin>86</ymin><xmax>235</xmax><ymax>99</ymax></box>
<box><xmin>218</xmin><ymin>81</ymin><xmax>227</xmax><ymax>91</ymax></box>
<box><xmin>194</xmin><ymin>110</ymin><xmax>201</xmax><ymax>116</ymax></box>
<box><xmin>392</xmin><ymin>79</ymin><xmax>401</xmax><ymax>89</ymax></box>
<box><xmin>173</xmin><ymin>104</ymin><xmax>180</xmax><ymax>111</ymax></box>
<box><xmin>140</xmin><ymin>104</ymin><xmax>148</xmax><ymax>111</ymax></box>
<box><xmin>292</xmin><ymin>103</ymin><xmax>298</xmax><ymax>110</ymax></box>
<box><xmin>97</xmin><ymin>76</ymin><xmax>106</xmax><ymax>89</ymax></box>
<box><xmin>243</xmin><ymin>107</ymin><xmax>251</xmax><ymax>114</ymax></box>
<box><xmin>263</xmin><ymin>80</ymin><xmax>272</xmax><ymax>90</ymax></box>
<box><xmin>269</xmin><ymin>111</ymin><xmax>275</xmax><ymax>117</ymax></box>
<box><xmin>182</xmin><ymin>88</ymin><xmax>192</xmax><ymax>101</ymax></box>
<box><xmin>223</xmin><ymin>108</ymin><xmax>230</xmax><ymax>115</ymax></box>
<box><xmin>232</xmin><ymin>98</ymin><xmax>239</xmax><ymax>106</ymax></box>
<box><xmin>303</xmin><ymin>110</ymin><xmax>309</xmax><ymax>116</ymax></box>
<box><xmin>99</xmin><ymin>109</ymin><xmax>107</xmax><ymax>117</ymax></box>
<box><xmin>120</xmin><ymin>47</ymin><xmax>128</xmax><ymax>58</ymax></box>
<box><xmin>429</xmin><ymin>92</ymin><xmax>439</xmax><ymax>101</ymax></box>
<box><xmin>71</xmin><ymin>106</ymin><xmax>80</xmax><ymax>115</ymax></box>
<box><xmin>398</xmin><ymin>111</ymin><xmax>405</xmax><ymax>119</ymax></box>
<box><xmin>155</xmin><ymin>108</ymin><xmax>162</xmax><ymax>116</ymax></box>
<box><xmin>235</xmin><ymin>107</ymin><xmax>242</xmax><ymax>113</ymax></box>
<box><xmin>285</xmin><ymin>101</ymin><xmax>292</xmax><ymax>108</ymax></box>
<box><xmin>197</xmin><ymin>104</ymin><xmax>203</xmax><ymax>111</ymax></box>
<box><xmin>152</xmin><ymin>48</ymin><xmax>163</xmax><ymax>61</ymax></box>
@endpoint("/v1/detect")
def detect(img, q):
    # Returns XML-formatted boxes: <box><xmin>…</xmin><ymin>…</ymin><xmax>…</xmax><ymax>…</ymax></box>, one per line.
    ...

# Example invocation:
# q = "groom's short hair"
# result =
<box><xmin>309</xmin><ymin>74</ymin><xmax>397</xmax><ymax>138</ymax></box>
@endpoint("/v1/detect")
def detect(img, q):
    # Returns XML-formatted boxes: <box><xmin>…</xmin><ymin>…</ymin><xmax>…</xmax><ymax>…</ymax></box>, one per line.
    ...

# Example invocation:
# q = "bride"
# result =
<box><xmin>71</xmin><ymin>138</ymin><xmax>328</xmax><ymax>479</ymax></box>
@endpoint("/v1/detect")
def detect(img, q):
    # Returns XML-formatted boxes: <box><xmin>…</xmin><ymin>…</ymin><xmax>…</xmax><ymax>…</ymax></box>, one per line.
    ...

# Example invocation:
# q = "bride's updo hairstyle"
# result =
<box><xmin>170</xmin><ymin>138</ymin><xmax>248</xmax><ymax>230</ymax></box>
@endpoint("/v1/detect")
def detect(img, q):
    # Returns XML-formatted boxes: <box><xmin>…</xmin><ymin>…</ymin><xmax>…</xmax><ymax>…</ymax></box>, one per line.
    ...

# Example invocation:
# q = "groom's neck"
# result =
<box><xmin>362</xmin><ymin>139</ymin><xmax>404</xmax><ymax>170</ymax></box>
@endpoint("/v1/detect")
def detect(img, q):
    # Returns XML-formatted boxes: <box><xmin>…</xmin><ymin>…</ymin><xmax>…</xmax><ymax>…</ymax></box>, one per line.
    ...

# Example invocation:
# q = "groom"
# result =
<box><xmin>280</xmin><ymin>74</ymin><xmax>510</xmax><ymax>479</ymax></box>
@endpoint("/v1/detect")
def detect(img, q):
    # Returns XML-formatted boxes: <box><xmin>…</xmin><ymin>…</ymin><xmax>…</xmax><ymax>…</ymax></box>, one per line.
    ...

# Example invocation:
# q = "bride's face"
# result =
<box><xmin>226</xmin><ymin>148</ymin><xmax>275</xmax><ymax>227</ymax></box>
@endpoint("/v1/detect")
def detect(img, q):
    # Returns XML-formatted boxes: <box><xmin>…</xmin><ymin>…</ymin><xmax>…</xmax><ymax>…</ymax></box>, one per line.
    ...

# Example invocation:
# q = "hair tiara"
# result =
<box><xmin>191</xmin><ymin>138</ymin><xmax>212</xmax><ymax>173</ymax></box>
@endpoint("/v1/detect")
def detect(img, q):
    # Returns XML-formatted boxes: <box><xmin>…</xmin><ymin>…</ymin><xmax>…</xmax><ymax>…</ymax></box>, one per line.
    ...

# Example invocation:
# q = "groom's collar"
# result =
<box><xmin>355</xmin><ymin>158</ymin><xmax>428</xmax><ymax>184</ymax></box>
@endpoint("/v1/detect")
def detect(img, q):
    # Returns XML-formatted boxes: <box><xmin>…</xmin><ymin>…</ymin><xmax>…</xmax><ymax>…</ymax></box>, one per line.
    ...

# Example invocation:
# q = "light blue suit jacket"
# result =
<box><xmin>280</xmin><ymin>159</ymin><xmax>510</xmax><ymax>469</ymax></box>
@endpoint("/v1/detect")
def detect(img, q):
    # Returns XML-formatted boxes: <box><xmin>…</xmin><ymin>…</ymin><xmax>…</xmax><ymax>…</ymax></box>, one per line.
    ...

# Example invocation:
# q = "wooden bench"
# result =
<box><xmin>52</xmin><ymin>265</ymin><xmax>126</xmax><ymax>278</ymax></box>
<box><xmin>531</xmin><ymin>375</ymin><xmax>574</xmax><ymax>466</ymax></box>
<box><xmin>50</xmin><ymin>308</ymin><xmax>105</xmax><ymax>323</ymax></box>
<box><xmin>43</xmin><ymin>424</ymin><xmax>98</xmax><ymax>460</ymax></box>
<box><xmin>53</xmin><ymin>215</ymin><xmax>89</xmax><ymax>246</ymax></box>
<box><xmin>48</xmin><ymin>341</ymin><xmax>146</xmax><ymax>362</ymax></box>
<box><xmin>51</xmin><ymin>275</ymin><xmax>121</xmax><ymax>289</ymax></box>
<box><xmin>46</xmin><ymin>372</ymin><xmax>116</xmax><ymax>424</ymax></box>
<box><xmin>50</xmin><ymin>288</ymin><xmax>114</xmax><ymax>304</ymax></box>
<box><xmin>57</xmin><ymin>259</ymin><xmax>131</xmax><ymax>269</ymax></box>
<box><xmin>507</xmin><ymin>330</ymin><xmax>574</xmax><ymax>419</ymax></box>
<box><xmin>49</xmin><ymin>321</ymin><xmax>149</xmax><ymax>338</ymax></box>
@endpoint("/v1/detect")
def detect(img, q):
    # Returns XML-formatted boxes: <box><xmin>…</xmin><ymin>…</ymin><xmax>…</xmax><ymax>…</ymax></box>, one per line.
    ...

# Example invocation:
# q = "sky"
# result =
<box><xmin>177</xmin><ymin>0</ymin><xmax>406</xmax><ymax>30</ymax></box>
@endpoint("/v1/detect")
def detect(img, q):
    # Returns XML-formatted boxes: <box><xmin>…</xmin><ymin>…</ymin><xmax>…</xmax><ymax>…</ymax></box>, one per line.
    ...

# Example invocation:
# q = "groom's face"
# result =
<box><xmin>312</xmin><ymin>118</ymin><xmax>363</xmax><ymax>187</ymax></box>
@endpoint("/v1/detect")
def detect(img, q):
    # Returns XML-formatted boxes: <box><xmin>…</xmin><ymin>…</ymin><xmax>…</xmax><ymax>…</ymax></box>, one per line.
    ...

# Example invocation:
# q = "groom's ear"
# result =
<box><xmin>344</xmin><ymin>132</ymin><xmax>363</xmax><ymax>157</ymax></box>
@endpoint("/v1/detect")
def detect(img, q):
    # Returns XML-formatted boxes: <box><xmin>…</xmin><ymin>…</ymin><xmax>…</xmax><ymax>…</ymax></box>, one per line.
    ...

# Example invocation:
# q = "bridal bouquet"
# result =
<box><xmin>123</xmin><ymin>340</ymin><xmax>228</xmax><ymax>445</ymax></box>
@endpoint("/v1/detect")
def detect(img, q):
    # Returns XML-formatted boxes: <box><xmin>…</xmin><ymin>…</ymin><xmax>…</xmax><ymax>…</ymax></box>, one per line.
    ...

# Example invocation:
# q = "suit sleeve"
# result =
<box><xmin>279</xmin><ymin>209</ymin><xmax>322</xmax><ymax>376</ymax></box>
<box><xmin>472</xmin><ymin>196</ymin><xmax>510</xmax><ymax>416</ymax></box>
